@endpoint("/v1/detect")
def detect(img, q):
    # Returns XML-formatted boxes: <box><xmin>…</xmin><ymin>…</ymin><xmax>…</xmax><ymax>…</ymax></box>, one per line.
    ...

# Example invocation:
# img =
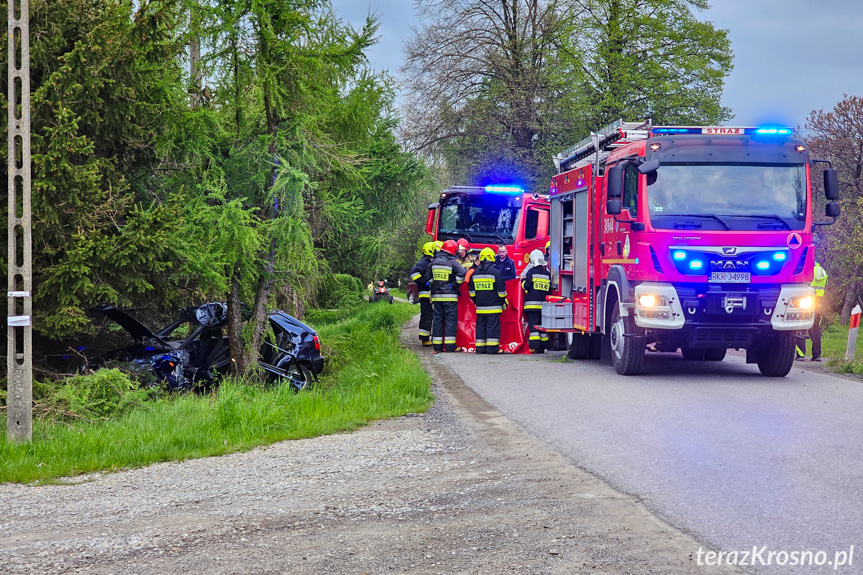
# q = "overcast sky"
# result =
<box><xmin>332</xmin><ymin>0</ymin><xmax>863</xmax><ymax>130</ymax></box>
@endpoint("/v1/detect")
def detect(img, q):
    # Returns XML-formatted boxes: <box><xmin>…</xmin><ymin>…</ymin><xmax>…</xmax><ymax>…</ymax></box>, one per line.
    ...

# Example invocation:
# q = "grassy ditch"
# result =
<box><xmin>0</xmin><ymin>303</ymin><xmax>431</xmax><ymax>484</ymax></box>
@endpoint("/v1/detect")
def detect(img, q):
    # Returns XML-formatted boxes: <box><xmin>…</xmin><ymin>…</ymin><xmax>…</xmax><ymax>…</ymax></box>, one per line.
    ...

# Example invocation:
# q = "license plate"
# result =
<box><xmin>709</xmin><ymin>272</ymin><xmax>750</xmax><ymax>283</ymax></box>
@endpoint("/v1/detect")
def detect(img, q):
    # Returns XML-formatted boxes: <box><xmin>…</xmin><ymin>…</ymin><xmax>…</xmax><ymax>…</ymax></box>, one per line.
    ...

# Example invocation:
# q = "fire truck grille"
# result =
<box><xmin>687</xmin><ymin>327</ymin><xmax>759</xmax><ymax>349</ymax></box>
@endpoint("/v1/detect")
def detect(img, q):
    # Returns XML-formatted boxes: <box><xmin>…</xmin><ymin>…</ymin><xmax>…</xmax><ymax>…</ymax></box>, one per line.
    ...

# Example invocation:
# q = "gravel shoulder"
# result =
<box><xmin>0</xmin><ymin>317</ymin><xmax>741</xmax><ymax>574</ymax></box>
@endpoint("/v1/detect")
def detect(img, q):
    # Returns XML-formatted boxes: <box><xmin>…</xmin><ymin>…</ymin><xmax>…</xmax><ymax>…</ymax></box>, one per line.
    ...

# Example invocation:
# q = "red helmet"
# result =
<box><xmin>441</xmin><ymin>240</ymin><xmax>458</xmax><ymax>255</ymax></box>
<box><xmin>457</xmin><ymin>238</ymin><xmax>469</xmax><ymax>249</ymax></box>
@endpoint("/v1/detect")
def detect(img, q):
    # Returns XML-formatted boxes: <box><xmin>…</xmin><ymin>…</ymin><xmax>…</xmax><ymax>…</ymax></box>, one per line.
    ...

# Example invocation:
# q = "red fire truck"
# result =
<box><xmin>426</xmin><ymin>185</ymin><xmax>550</xmax><ymax>352</ymax></box>
<box><xmin>542</xmin><ymin>120</ymin><xmax>840</xmax><ymax>376</ymax></box>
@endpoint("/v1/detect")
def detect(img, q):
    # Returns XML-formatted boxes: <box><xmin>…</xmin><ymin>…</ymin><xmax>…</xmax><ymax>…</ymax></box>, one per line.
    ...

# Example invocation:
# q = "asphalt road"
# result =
<box><xmin>435</xmin><ymin>349</ymin><xmax>863</xmax><ymax>574</ymax></box>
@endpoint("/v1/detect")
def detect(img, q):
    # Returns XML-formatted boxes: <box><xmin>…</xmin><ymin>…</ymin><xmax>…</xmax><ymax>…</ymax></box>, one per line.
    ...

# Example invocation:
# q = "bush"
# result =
<box><xmin>316</xmin><ymin>273</ymin><xmax>364</xmax><ymax>309</ymax></box>
<box><xmin>43</xmin><ymin>369</ymin><xmax>157</xmax><ymax>422</ymax></box>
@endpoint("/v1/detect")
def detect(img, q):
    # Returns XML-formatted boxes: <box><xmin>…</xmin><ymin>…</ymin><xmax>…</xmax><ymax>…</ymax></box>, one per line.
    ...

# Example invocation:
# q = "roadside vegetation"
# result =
<box><xmin>0</xmin><ymin>303</ymin><xmax>431</xmax><ymax>484</ymax></box>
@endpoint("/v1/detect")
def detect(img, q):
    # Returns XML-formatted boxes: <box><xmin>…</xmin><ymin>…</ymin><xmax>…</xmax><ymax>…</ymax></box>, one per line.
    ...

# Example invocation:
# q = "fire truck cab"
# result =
<box><xmin>426</xmin><ymin>185</ymin><xmax>550</xmax><ymax>352</ymax></box>
<box><xmin>545</xmin><ymin>120</ymin><xmax>840</xmax><ymax>376</ymax></box>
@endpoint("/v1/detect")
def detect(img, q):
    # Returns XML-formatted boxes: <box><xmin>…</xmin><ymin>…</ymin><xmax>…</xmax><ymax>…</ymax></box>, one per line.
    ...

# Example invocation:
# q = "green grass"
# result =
<box><xmin>814</xmin><ymin>319</ymin><xmax>863</xmax><ymax>375</ymax></box>
<box><xmin>0</xmin><ymin>303</ymin><xmax>431</xmax><ymax>483</ymax></box>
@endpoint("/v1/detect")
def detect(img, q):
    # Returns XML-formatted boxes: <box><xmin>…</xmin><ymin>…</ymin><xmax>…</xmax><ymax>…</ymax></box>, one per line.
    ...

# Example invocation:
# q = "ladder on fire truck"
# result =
<box><xmin>553</xmin><ymin>119</ymin><xmax>653</xmax><ymax>174</ymax></box>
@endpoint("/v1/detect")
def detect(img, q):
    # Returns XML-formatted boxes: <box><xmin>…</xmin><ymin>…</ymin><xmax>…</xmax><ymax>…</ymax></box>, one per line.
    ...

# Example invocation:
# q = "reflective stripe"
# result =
<box><xmin>475</xmin><ymin>340</ymin><xmax>486</xmax><ymax>346</ymax></box>
<box><xmin>432</xmin><ymin>295</ymin><xmax>458</xmax><ymax>302</ymax></box>
<box><xmin>472</xmin><ymin>274</ymin><xmax>496</xmax><ymax>281</ymax></box>
<box><xmin>498</xmin><ymin>291</ymin><xmax>507</xmax><ymax>297</ymax></box>
<box><xmin>486</xmin><ymin>338</ymin><xmax>499</xmax><ymax>345</ymax></box>
<box><xmin>419</xmin><ymin>290</ymin><xmax>430</xmax><ymax>296</ymax></box>
<box><xmin>444</xmin><ymin>337</ymin><xmax>456</xmax><ymax>344</ymax></box>
<box><xmin>418</xmin><ymin>329</ymin><xmax>431</xmax><ymax>336</ymax></box>
<box><xmin>524</xmin><ymin>303</ymin><xmax>543</xmax><ymax>310</ymax></box>
<box><xmin>420</xmin><ymin>294</ymin><xmax>430</xmax><ymax>299</ymax></box>
<box><xmin>529</xmin><ymin>336</ymin><xmax>541</xmax><ymax>341</ymax></box>
<box><xmin>476</xmin><ymin>305</ymin><xmax>503</xmax><ymax>314</ymax></box>
<box><xmin>410</xmin><ymin>272</ymin><xmax>421</xmax><ymax>281</ymax></box>
<box><xmin>432</xmin><ymin>337</ymin><xmax>443</xmax><ymax>343</ymax></box>
<box><xmin>468</xmin><ymin>291</ymin><xmax>476</xmax><ymax>297</ymax></box>
<box><xmin>540</xmin><ymin>334</ymin><xmax>549</xmax><ymax>341</ymax></box>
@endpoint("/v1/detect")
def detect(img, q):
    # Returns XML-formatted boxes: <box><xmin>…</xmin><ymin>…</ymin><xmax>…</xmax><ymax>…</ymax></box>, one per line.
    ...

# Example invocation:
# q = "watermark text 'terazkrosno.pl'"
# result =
<box><xmin>696</xmin><ymin>546</ymin><xmax>854</xmax><ymax>570</ymax></box>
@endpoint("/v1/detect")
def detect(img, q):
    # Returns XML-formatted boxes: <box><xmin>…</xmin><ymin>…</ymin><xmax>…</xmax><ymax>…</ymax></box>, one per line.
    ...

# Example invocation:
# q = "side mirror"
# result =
<box><xmin>826</xmin><ymin>202</ymin><xmax>840</xmax><ymax>218</ymax></box>
<box><xmin>638</xmin><ymin>159</ymin><xmax>660</xmax><ymax>175</ymax></box>
<box><xmin>425</xmin><ymin>202</ymin><xmax>440</xmax><ymax>236</ymax></box>
<box><xmin>824</xmin><ymin>168</ymin><xmax>839</xmax><ymax>200</ymax></box>
<box><xmin>607</xmin><ymin>199</ymin><xmax>622</xmax><ymax>215</ymax></box>
<box><xmin>606</xmin><ymin>166</ymin><xmax>623</xmax><ymax>199</ymax></box>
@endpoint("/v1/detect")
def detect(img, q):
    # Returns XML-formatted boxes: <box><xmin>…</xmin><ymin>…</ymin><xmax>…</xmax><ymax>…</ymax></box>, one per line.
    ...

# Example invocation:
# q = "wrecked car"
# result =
<box><xmin>86</xmin><ymin>303</ymin><xmax>324</xmax><ymax>391</ymax></box>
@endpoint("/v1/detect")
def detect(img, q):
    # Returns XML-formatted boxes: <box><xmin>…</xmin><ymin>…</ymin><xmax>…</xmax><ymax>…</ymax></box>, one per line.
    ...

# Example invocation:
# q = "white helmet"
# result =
<box><xmin>529</xmin><ymin>249</ymin><xmax>545</xmax><ymax>266</ymax></box>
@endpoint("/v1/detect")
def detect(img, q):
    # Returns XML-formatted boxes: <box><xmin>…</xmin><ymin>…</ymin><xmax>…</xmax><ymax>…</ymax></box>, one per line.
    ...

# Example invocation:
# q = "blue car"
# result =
<box><xmin>87</xmin><ymin>303</ymin><xmax>324</xmax><ymax>391</ymax></box>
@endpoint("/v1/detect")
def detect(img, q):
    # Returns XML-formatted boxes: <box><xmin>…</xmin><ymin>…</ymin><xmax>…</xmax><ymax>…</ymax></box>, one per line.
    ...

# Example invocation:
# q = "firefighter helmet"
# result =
<box><xmin>434</xmin><ymin>240</ymin><xmax>443</xmax><ymax>252</ymax></box>
<box><xmin>530</xmin><ymin>249</ymin><xmax>545</xmax><ymax>266</ymax></box>
<box><xmin>457</xmin><ymin>238</ymin><xmax>469</xmax><ymax>250</ymax></box>
<box><xmin>479</xmin><ymin>247</ymin><xmax>495</xmax><ymax>262</ymax></box>
<box><xmin>441</xmin><ymin>240</ymin><xmax>457</xmax><ymax>255</ymax></box>
<box><xmin>545</xmin><ymin>240</ymin><xmax>550</xmax><ymax>250</ymax></box>
<box><xmin>422</xmin><ymin>242</ymin><xmax>435</xmax><ymax>257</ymax></box>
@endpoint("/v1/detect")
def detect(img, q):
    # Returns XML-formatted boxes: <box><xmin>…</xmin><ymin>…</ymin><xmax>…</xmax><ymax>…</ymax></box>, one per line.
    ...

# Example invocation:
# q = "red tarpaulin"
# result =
<box><xmin>455</xmin><ymin>278</ymin><xmax>528</xmax><ymax>354</ymax></box>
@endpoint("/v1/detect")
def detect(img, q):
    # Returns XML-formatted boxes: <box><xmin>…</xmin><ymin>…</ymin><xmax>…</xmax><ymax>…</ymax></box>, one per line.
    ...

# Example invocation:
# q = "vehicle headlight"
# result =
<box><xmin>789</xmin><ymin>296</ymin><xmax>813</xmax><ymax>310</ymax></box>
<box><xmin>638</xmin><ymin>294</ymin><xmax>669</xmax><ymax>307</ymax></box>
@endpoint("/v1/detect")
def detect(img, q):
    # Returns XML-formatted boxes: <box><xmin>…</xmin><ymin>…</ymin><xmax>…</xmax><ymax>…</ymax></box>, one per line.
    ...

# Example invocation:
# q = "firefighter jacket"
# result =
<box><xmin>811</xmin><ymin>263</ymin><xmax>828</xmax><ymax>298</ymax></box>
<box><xmin>468</xmin><ymin>261</ymin><xmax>507</xmax><ymax>314</ymax></box>
<box><xmin>457</xmin><ymin>253</ymin><xmax>477</xmax><ymax>269</ymax></box>
<box><xmin>409</xmin><ymin>255</ymin><xmax>432</xmax><ymax>299</ymax></box>
<box><xmin>426</xmin><ymin>253</ymin><xmax>467</xmax><ymax>303</ymax></box>
<box><xmin>522</xmin><ymin>265</ymin><xmax>551</xmax><ymax>311</ymax></box>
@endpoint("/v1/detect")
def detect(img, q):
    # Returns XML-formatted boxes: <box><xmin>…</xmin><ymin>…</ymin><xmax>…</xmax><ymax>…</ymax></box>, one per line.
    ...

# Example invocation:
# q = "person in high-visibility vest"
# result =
<box><xmin>797</xmin><ymin>261</ymin><xmax>828</xmax><ymax>361</ymax></box>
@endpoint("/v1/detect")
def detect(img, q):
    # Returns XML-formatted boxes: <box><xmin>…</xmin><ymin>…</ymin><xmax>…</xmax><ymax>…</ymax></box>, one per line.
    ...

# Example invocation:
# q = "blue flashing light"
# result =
<box><xmin>146</xmin><ymin>346</ymin><xmax>155</xmax><ymax>351</ymax></box>
<box><xmin>672</xmin><ymin>250</ymin><xmax>687</xmax><ymax>261</ymax></box>
<box><xmin>773</xmin><ymin>252</ymin><xmax>787</xmax><ymax>261</ymax></box>
<box><xmin>484</xmin><ymin>185</ymin><xmax>524</xmax><ymax>193</ymax></box>
<box><xmin>689</xmin><ymin>260</ymin><xmax>704</xmax><ymax>270</ymax></box>
<box><xmin>756</xmin><ymin>261</ymin><xmax>770</xmax><ymax>270</ymax></box>
<box><xmin>754</xmin><ymin>128</ymin><xmax>792</xmax><ymax>135</ymax></box>
<box><xmin>652</xmin><ymin>128</ymin><xmax>701</xmax><ymax>134</ymax></box>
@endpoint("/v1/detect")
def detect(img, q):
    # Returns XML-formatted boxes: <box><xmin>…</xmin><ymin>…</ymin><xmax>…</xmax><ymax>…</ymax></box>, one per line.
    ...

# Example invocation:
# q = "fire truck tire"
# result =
<box><xmin>756</xmin><ymin>334</ymin><xmax>796</xmax><ymax>377</ymax></box>
<box><xmin>681</xmin><ymin>347</ymin><xmax>707</xmax><ymax>361</ymax></box>
<box><xmin>567</xmin><ymin>333</ymin><xmax>592</xmax><ymax>360</ymax></box>
<box><xmin>703</xmin><ymin>348</ymin><xmax>727</xmax><ymax>361</ymax></box>
<box><xmin>609</xmin><ymin>306</ymin><xmax>645</xmax><ymax>375</ymax></box>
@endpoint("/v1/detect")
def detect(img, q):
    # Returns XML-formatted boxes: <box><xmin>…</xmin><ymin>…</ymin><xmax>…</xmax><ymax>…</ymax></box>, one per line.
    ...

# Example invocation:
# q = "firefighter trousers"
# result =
<box><xmin>524</xmin><ymin>310</ymin><xmax>548</xmax><ymax>353</ymax></box>
<box><xmin>432</xmin><ymin>301</ymin><xmax>458</xmax><ymax>352</ymax></box>
<box><xmin>418</xmin><ymin>298</ymin><xmax>432</xmax><ymax>345</ymax></box>
<box><xmin>475</xmin><ymin>313</ymin><xmax>501</xmax><ymax>354</ymax></box>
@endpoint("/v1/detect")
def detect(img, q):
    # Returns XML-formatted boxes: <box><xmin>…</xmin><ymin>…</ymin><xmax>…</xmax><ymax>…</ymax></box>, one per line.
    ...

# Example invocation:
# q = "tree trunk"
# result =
<box><xmin>244</xmin><ymin>238</ymin><xmax>278</xmax><ymax>375</ymax></box>
<box><xmin>227</xmin><ymin>265</ymin><xmax>246</xmax><ymax>376</ymax></box>
<box><xmin>840</xmin><ymin>281</ymin><xmax>860</xmax><ymax>324</ymax></box>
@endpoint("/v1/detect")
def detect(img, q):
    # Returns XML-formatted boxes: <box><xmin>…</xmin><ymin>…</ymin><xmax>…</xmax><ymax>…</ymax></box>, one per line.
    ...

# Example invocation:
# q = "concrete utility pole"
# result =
<box><xmin>7</xmin><ymin>0</ymin><xmax>32</xmax><ymax>442</ymax></box>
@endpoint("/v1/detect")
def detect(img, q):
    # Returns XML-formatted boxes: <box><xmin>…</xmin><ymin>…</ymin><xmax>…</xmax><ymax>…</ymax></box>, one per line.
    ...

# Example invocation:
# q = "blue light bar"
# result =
<box><xmin>754</xmin><ymin>128</ymin><xmax>792</xmax><ymax>135</ymax></box>
<box><xmin>773</xmin><ymin>252</ymin><xmax>787</xmax><ymax>261</ymax></box>
<box><xmin>652</xmin><ymin>128</ymin><xmax>702</xmax><ymax>134</ymax></box>
<box><xmin>484</xmin><ymin>185</ymin><xmax>523</xmax><ymax>193</ymax></box>
<box><xmin>756</xmin><ymin>261</ymin><xmax>770</xmax><ymax>270</ymax></box>
<box><xmin>689</xmin><ymin>260</ymin><xmax>703</xmax><ymax>270</ymax></box>
<box><xmin>672</xmin><ymin>250</ymin><xmax>687</xmax><ymax>260</ymax></box>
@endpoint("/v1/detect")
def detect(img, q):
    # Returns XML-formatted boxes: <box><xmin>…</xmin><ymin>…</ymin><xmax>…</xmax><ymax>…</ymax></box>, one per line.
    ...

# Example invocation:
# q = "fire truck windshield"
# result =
<box><xmin>646</xmin><ymin>163</ymin><xmax>806</xmax><ymax>231</ymax></box>
<box><xmin>438</xmin><ymin>193</ymin><xmax>522</xmax><ymax>243</ymax></box>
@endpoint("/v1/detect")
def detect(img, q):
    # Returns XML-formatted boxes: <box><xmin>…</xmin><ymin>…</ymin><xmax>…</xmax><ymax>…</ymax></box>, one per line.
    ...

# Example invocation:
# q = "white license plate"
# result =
<box><xmin>709</xmin><ymin>272</ymin><xmax>751</xmax><ymax>283</ymax></box>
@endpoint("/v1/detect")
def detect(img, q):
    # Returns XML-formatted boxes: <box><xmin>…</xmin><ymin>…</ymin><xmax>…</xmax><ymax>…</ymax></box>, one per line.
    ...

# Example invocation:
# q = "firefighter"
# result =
<box><xmin>798</xmin><ymin>261</ymin><xmax>828</xmax><ymax>361</ymax></box>
<box><xmin>410</xmin><ymin>242</ymin><xmax>435</xmax><ymax>347</ymax></box>
<box><xmin>544</xmin><ymin>240</ymin><xmax>551</xmax><ymax>268</ymax></box>
<box><xmin>469</xmin><ymin>248</ymin><xmax>507</xmax><ymax>354</ymax></box>
<box><xmin>456</xmin><ymin>238</ymin><xmax>476</xmax><ymax>269</ymax></box>
<box><xmin>425</xmin><ymin>239</ymin><xmax>467</xmax><ymax>353</ymax></box>
<box><xmin>522</xmin><ymin>249</ymin><xmax>551</xmax><ymax>353</ymax></box>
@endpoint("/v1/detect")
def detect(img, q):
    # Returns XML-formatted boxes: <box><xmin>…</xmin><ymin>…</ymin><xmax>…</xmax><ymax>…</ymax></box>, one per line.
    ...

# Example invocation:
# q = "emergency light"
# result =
<box><xmin>484</xmin><ymin>185</ymin><xmax>524</xmax><ymax>193</ymax></box>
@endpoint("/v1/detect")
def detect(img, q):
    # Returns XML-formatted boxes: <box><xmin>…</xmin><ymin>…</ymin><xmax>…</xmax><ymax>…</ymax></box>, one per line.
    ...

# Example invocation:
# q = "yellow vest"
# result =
<box><xmin>811</xmin><ymin>263</ymin><xmax>827</xmax><ymax>297</ymax></box>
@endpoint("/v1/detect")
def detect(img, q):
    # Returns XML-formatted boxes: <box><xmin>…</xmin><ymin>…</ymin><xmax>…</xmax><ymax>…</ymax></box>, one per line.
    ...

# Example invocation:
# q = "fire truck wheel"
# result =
<box><xmin>703</xmin><ymin>348</ymin><xmax>727</xmax><ymax>361</ymax></box>
<box><xmin>681</xmin><ymin>347</ymin><xmax>707</xmax><ymax>361</ymax></box>
<box><xmin>756</xmin><ymin>334</ymin><xmax>796</xmax><ymax>377</ymax></box>
<box><xmin>609</xmin><ymin>306</ymin><xmax>645</xmax><ymax>375</ymax></box>
<box><xmin>567</xmin><ymin>333</ymin><xmax>592</xmax><ymax>360</ymax></box>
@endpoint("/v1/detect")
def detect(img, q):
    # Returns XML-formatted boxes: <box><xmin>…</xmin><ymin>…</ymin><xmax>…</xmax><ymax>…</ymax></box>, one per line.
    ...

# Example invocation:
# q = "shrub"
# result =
<box><xmin>317</xmin><ymin>273</ymin><xmax>364</xmax><ymax>309</ymax></box>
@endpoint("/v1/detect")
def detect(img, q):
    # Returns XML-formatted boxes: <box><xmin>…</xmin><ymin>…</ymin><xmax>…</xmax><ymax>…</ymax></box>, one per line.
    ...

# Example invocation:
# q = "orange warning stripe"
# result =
<box><xmin>851</xmin><ymin>313</ymin><xmax>860</xmax><ymax>330</ymax></box>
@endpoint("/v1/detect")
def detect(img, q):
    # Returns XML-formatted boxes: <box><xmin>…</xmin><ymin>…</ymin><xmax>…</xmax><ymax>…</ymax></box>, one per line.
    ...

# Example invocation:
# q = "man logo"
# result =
<box><xmin>722</xmin><ymin>247</ymin><xmax>738</xmax><ymax>255</ymax></box>
<box><xmin>711</xmin><ymin>260</ymin><xmax>748</xmax><ymax>271</ymax></box>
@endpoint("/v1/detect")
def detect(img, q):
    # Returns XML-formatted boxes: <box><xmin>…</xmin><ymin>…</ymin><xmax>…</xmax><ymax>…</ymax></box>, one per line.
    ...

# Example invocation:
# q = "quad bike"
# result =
<box><xmin>369</xmin><ymin>280</ymin><xmax>394</xmax><ymax>304</ymax></box>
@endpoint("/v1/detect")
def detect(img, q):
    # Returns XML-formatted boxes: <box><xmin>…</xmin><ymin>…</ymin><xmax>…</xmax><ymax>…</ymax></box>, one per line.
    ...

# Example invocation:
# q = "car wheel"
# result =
<box><xmin>609</xmin><ymin>306</ymin><xmax>645</xmax><ymax>375</ymax></box>
<box><xmin>284</xmin><ymin>361</ymin><xmax>313</xmax><ymax>391</ymax></box>
<box><xmin>389</xmin><ymin>296</ymin><xmax>394</xmax><ymax>304</ymax></box>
